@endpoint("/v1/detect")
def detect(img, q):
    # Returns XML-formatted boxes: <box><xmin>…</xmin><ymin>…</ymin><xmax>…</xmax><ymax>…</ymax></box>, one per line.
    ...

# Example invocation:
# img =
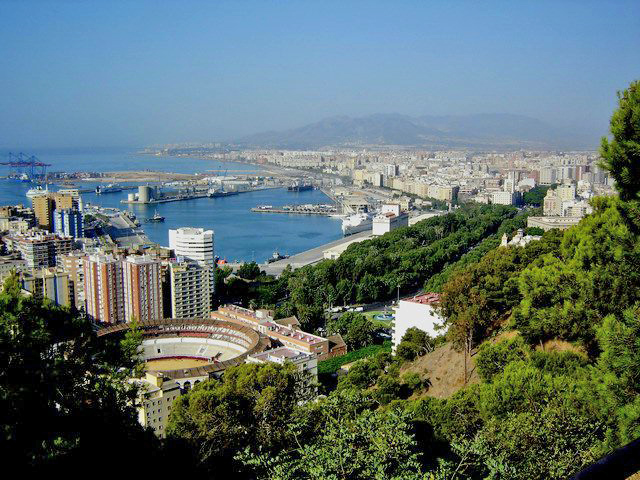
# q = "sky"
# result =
<box><xmin>0</xmin><ymin>0</ymin><xmax>638</xmax><ymax>149</ymax></box>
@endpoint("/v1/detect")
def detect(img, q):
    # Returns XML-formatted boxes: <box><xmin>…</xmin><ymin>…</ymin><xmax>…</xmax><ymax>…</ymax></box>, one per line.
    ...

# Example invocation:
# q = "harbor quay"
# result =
<box><xmin>227</xmin><ymin>230</ymin><xmax>372</xmax><ymax>276</ymax></box>
<box><xmin>251</xmin><ymin>204</ymin><xmax>337</xmax><ymax>215</ymax></box>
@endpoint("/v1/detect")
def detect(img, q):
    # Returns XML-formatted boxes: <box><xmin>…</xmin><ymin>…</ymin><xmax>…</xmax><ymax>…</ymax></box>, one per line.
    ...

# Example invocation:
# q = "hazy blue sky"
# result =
<box><xmin>0</xmin><ymin>0</ymin><xmax>638</xmax><ymax>148</ymax></box>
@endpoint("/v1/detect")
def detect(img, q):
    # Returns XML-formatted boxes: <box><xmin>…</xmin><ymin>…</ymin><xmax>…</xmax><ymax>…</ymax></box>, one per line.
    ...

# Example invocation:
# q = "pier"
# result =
<box><xmin>251</xmin><ymin>204</ymin><xmax>337</xmax><ymax>215</ymax></box>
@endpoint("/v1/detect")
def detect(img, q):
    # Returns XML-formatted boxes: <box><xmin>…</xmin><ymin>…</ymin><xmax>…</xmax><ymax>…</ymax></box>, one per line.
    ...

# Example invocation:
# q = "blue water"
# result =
<box><xmin>0</xmin><ymin>149</ymin><xmax>343</xmax><ymax>263</ymax></box>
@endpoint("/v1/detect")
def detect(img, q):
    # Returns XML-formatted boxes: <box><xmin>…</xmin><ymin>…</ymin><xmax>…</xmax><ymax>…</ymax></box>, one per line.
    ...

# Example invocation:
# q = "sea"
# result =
<box><xmin>0</xmin><ymin>148</ymin><xmax>343</xmax><ymax>263</ymax></box>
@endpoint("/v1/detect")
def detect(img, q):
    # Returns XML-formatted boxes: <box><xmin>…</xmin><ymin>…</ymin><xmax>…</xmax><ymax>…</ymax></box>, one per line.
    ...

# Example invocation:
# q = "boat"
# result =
<box><xmin>26</xmin><ymin>185</ymin><xmax>47</xmax><ymax>200</ymax></box>
<box><xmin>96</xmin><ymin>183</ymin><xmax>123</xmax><ymax>194</ymax></box>
<box><xmin>267</xmin><ymin>251</ymin><xmax>289</xmax><ymax>263</ymax></box>
<box><xmin>288</xmin><ymin>181</ymin><xmax>313</xmax><ymax>192</ymax></box>
<box><xmin>341</xmin><ymin>212</ymin><xmax>374</xmax><ymax>236</ymax></box>
<box><xmin>147</xmin><ymin>210</ymin><xmax>165</xmax><ymax>222</ymax></box>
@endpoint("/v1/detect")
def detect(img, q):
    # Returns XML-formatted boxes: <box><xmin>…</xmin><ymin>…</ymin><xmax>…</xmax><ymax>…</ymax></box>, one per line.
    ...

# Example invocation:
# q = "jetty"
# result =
<box><xmin>251</xmin><ymin>204</ymin><xmax>337</xmax><ymax>215</ymax></box>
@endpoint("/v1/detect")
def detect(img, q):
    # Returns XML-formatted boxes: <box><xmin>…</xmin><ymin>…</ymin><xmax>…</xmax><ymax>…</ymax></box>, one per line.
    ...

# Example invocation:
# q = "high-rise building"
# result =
<box><xmin>59</xmin><ymin>251</ymin><xmax>87</xmax><ymax>310</ymax></box>
<box><xmin>539</xmin><ymin>167</ymin><xmax>557</xmax><ymax>185</ymax></box>
<box><xmin>83</xmin><ymin>253</ymin><xmax>125</xmax><ymax>324</ymax></box>
<box><xmin>123</xmin><ymin>255</ymin><xmax>163</xmax><ymax>322</ymax></box>
<box><xmin>32</xmin><ymin>195</ymin><xmax>55</xmax><ymax>231</ymax></box>
<box><xmin>11</xmin><ymin>232</ymin><xmax>73</xmax><ymax>268</ymax></box>
<box><xmin>168</xmin><ymin>227</ymin><xmax>215</xmax><ymax>293</ymax></box>
<box><xmin>385</xmin><ymin>164</ymin><xmax>399</xmax><ymax>177</ymax></box>
<box><xmin>52</xmin><ymin>192</ymin><xmax>75</xmax><ymax>210</ymax></box>
<box><xmin>54</xmin><ymin>208</ymin><xmax>84</xmax><ymax>238</ymax></box>
<box><xmin>32</xmin><ymin>192</ymin><xmax>77</xmax><ymax>231</ymax></box>
<box><xmin>169</xmin><ymin>260</ymin><xmax>211</xmax><ymax>318</ymax></box>
<box><xmin>21</xmin><ymin>267</ymin><xmax>72</xmax><ymax>307</ymax></box>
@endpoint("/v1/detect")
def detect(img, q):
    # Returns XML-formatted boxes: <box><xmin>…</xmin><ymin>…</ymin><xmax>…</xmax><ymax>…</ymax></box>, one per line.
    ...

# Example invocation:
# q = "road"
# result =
<box><xmin>228</xmin><ymin>230</ymin><xmax>372</xmax><ymax>276</ymax></box>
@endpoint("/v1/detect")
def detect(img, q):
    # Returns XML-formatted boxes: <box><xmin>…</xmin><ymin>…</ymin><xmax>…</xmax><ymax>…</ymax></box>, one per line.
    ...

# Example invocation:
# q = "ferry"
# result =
<box><xmin>96</xmin><ymin>183</ymin><xmax>123</xmax><ymax>194</ymax></box>
<box><xmin>342</xmin><ymin>212</ymin><xmax>374</xmax><ymax>236</ymax></box>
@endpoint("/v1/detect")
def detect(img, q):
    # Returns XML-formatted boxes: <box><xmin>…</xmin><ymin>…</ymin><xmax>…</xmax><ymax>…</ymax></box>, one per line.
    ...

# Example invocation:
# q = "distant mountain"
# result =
<box><xmin>234</xmin><ymin>113</ymin><xmax>596</xmax><ymax>150</ymax></box>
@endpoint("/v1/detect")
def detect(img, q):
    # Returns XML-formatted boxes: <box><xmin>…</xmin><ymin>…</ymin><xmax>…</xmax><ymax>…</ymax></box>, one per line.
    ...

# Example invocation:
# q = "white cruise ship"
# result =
<box><xmin>25</xmin><ymin>185</ymin><xmax>47</xmax><ymax>200</ymax></box>
<box><xmin>341</xmin><ymin>212</ymin><xmax>374</xmax><ymax>236</ymax></box>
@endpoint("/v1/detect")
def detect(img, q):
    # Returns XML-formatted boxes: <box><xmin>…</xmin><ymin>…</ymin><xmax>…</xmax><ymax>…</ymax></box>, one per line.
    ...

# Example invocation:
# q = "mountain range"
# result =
<box><xmin>233</xmin><ymin>113</ymin><xmax>597</xmax><ymax>150</ymax></box>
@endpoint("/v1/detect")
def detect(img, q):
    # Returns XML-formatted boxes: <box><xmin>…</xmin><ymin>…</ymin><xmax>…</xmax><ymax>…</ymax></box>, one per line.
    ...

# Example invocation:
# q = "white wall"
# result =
<box><xmin>392</xmin><ymin>300</ymin><xmax>445</xmax><ymax>353</ymax></box>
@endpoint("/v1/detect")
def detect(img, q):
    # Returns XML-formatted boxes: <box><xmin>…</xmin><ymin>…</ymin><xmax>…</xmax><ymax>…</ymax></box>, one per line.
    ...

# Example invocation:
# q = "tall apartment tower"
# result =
<box><xmin>169</xmin><ymin>260</ymin><xmax>211</xmax><ymax>318</ymax></box>
<box><xmin>123</xmin><ymin>255</ymin><xmax>163</xmax><ymax>322</ymax></box>
<box><xmin>32</xmin><ymin>192</ymin><xmax>76</xmax><ymax>232</ymax></box>
<box><xmin>54</xmin><ymin>208</ymin><xmax>84</xmax><ymax>238</ymax></box>
<box><xmin>83</xmin><ymin>253</ymin><xmax>125</xmax><ymax>324</ymax></box>
<box><xmin>168</xmin><ymin>227</ymin><xmax>215</xmax><ymax>293</ymax></box>
<box><xmin>32</xmin><ymin>195</ymin><xmax>55</xmax><ymax>231</ymax></box>
<box><xmin>59</xmin><ymin>251</ymin><xmax>87</xmax><ymax>310</ymax></box>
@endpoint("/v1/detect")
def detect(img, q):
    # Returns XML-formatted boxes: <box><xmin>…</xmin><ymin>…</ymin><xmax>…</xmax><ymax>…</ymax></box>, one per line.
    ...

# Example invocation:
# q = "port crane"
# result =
<box><xmin>0</xmin><ymin>152</ymin><xmax>51</xmax><ymax>180</ymax></box>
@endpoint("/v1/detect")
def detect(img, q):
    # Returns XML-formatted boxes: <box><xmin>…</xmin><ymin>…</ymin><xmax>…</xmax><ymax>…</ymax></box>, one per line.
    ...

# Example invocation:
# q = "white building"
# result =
<box><xmin>372</xmin><ymin>204</ymin><xmax>409</xmax><ymax>236</ymax></box>
<box><xmin>392</xmin><ymin>293</ymin><xmax>444</xmax><ymax>353</ymax></box>
<box><xmin>500</xmin><ymin>229</ymin><xmax>542</xmax><ymax>248</ymax></box>
<box><xmin>491</xmin><ymin>190</ymin><xmax>521</xmax><ymax>206</ymax></box>
<box><xmin>169</xmin><ymin>227</ymin><xmax>215</xmax><ymax>293</ymax></box>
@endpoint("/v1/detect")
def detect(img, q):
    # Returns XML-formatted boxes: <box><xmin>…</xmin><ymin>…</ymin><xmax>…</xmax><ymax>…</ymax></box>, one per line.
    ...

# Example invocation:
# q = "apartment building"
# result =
<box><xmin>21</xmin><ymin>267</ymin><xmax>72</xmax><ymax>307</ymax></box>
<box><xmin>169</xmin><ymin>260</ymin><xmax>211</xmax><ymax>318</ymax></box>
<box><xmin>132</xmin><ymin>372</ymin><xmax>182</xmax><ymax>439</ymax></box>
<box><xmin>53</xmin><ymin>208</ymin><xmax>84</xmax><ymax>238</ymax></box>
<box><xmin>32</xmin><ymin>192</ymin><xmax>76</xmax><ymax>231</ymax></box>
<box><xmin>168</xmin><ymin>227</ymin><xmax>215</xmax><ymax>293</ymax></box>
<box><xmin>9</xmin><ymin>232</ymin><xmax>73</xmax><ymax>268</ymax></box>
<box><xmin>83</xmin><ymin>253</ymin><xmax>125</xmax><ymax>324</ymax></box>
<box><xmin>58</xmin><ymin>251</ymin><xmax>86</xmax><ymax>310</ymax></box>
<box><xmin>123</xmin><ymin>255</ymin><xmax>163</xmax><ymax>322</ymax></box>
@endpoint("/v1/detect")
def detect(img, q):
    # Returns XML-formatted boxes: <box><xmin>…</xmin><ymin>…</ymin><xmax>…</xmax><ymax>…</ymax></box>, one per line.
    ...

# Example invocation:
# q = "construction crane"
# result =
<box><xmin>0</xmin><ymin>152</ymin><xmax>51</xmax><ymax>180</ymax></box>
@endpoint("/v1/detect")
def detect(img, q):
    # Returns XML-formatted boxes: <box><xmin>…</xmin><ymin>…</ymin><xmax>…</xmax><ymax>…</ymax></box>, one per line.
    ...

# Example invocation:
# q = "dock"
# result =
<box><xmin>251</xmin><ymin>204</ymin><xmax>337</xmax><ymax>215</ymax></box>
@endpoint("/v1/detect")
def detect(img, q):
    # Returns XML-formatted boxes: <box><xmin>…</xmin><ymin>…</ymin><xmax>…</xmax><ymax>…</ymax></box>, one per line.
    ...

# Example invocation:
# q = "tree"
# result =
<box><xmin>239</xmin><ymin>389</ymin><xmax>424</xmax><ymax>480</ymax></box>
<box><xmin>327</xmin><ymin>312</ymin><xmax>377</xmax><ymax>350</ymax></box>
<box><xmin>0</xmin><ymin>273</ymin><xmax>167</xmax><ymax>475</ymax></box>
<box><xmin>522</xmin><ymin>185</ymin><xmax>552</xmax><ymax>206</ymax></box>
<box><xmin>396</xmin><ymin>327</ymin><xmax>434</xmax><ymax>362</ymax></box>
<box><xmin>167</xmin><ymin>362</ymin><xmax>310</xmax><ymax>476</ymax></box>
<box><xmin>475</xmin><ymin>337</ymin><xmax>529</xmax><ymax>382</ymax></box>
<box><xmin>597</xmin><ymin>307</ymin><xmax>640</xmax><ymax>399</ymax></box>
<box><xmin>237</xmin><ymin>261</ymin><xmax>262</xmax><ymax>280</ymax></box>
<box><xmin>600</xmin><ymin>80</ymin><xmax>640</xmax><ymax>202</ymax></box>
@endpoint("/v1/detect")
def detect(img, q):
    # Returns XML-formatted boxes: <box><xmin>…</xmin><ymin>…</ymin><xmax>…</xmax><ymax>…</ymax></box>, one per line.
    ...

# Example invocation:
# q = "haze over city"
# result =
<box><xmin>1</xmin><ymin>0</ymin><xmax>638</xmax><ymax>149</ymax></box>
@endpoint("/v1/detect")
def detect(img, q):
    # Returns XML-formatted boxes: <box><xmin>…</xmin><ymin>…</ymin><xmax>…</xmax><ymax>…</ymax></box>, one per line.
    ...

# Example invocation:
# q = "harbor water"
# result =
<box><xmin>0</xmin><ymin>149</ymin><xmax>343</xmax><ymax>263</ymax></box>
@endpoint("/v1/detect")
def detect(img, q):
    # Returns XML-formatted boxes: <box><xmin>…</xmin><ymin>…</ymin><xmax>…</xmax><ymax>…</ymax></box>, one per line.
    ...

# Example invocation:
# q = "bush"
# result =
<box><xmin>475</xmin><ymin>337</ymin><xmax>530</xmax><ymax>382</ymax></box>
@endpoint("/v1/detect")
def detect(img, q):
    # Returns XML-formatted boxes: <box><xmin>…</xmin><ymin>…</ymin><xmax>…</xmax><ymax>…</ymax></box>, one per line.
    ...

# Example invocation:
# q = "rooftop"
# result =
<box><xmin>250</xmin><ymin>346</ymin><xmax>312</xmax><ymax>362</ymax></box>
<box><xmin>404</xmin><ymin>293</ymin><xmax>441</xmax><ymax>305</ymax></box>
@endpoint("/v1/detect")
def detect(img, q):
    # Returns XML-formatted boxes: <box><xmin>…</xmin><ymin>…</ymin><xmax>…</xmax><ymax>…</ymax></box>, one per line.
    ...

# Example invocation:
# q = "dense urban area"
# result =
<box><xmin>2</xmin><ymin>79</ymin><xmax>640</xmax><ymax>478</ymax></box>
